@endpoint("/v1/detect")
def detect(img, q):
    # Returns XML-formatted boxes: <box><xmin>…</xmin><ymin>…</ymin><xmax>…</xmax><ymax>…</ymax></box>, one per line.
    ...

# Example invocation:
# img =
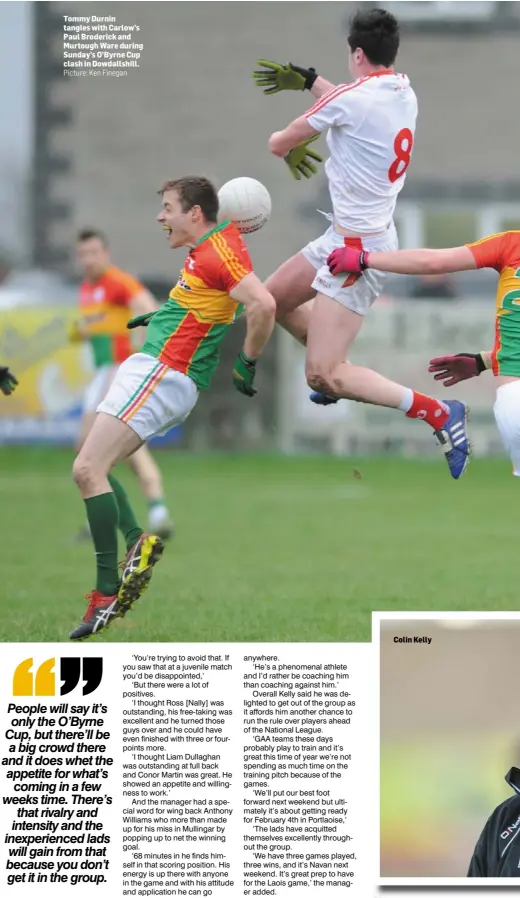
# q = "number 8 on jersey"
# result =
<box><xmin>388</xmin><ymin>127</ymin><xmax>414</xmax><ymax>183</ymax></box>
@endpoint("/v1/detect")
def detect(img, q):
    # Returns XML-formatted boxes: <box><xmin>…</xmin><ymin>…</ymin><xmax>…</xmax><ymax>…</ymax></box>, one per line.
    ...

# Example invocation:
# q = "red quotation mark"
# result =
<box><xmin>388</xmin><ymin>128</ymin><xmax>413</xmax><ymax>183</ymax></box>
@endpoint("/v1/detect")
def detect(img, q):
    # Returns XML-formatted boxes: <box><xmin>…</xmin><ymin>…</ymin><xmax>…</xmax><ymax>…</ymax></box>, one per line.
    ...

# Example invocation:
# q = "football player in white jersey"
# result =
<box><xmin>254</xmin><ymin>7</ymin><xmax>469</xmax><ymax>479</ymax></box>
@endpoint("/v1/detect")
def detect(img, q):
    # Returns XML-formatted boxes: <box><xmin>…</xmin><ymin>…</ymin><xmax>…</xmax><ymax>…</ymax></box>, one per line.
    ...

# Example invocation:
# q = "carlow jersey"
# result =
<box><xmin>79</xmin><ymin>265</ymin><xmax>143</xmax><ymax>368</ymax></box>
<box><xmin>305</xmin><ymin>71</ymin><xmax>418</xmax><ymax>234</ymax></box>
<box><xmin>466</xmin><ymin>231</ymin><xmax>520</xmax><ymax>377</ymax></box>
<box><xmin>142</xmin><ymin>221</ymin><xmax>252</xmax><ymax>390</ymax></box>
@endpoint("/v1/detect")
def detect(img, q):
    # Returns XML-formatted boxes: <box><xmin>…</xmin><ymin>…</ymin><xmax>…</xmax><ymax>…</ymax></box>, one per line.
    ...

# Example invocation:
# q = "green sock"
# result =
<box><xmin>108</xmin><ymin>474</ymin><xmax>144</xmax><ymax>551</ymax></box>
<box><xmin>84</xmin><ymin>493</ymin><xmax>120</xmax><ymax>596</ymax></box>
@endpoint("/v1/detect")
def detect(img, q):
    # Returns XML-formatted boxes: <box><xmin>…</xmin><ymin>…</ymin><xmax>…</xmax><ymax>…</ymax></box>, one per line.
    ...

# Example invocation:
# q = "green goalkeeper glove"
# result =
<box><xmin>0</xmin><ymin>366</ymin><xmax>18</xmax><ymax>396</ymax></box>
<box><xmin>253</xmin><ymin>59</ymin><xmax>318</xmax><ymax>94</ymax></box>
<box><xmin>233</xmin><ymin>352</ymin><xmax>257</xmax><ymax>397</ymax></box>
<box><xmin>285</xmin><ymin>135</ymin><xmax>323</xmax><ymax>180</ymax></box>
<box><xmin>127</xmin><ymin>312</ymin><xmax>156</xmax><ymax>329</ymax></box>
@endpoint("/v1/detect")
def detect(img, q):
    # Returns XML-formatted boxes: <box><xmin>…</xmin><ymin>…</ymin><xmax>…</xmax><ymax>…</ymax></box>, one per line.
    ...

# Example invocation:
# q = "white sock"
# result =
<box><xmin>398</xmin><ymin>388</ymin><xmax>414</xmax><ymax>413</ymax></box>
<box><xmin>148</xmin><ymin>504</ymin><xmax>170</xmax><ymax>529</ymax></box>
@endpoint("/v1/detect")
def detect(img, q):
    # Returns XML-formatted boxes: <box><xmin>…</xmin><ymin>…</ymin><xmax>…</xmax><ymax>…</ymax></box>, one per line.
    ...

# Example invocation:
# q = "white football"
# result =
<box><xmin>218</xmin><ymin>177</ymin><xmax>272</xmax><ymax>234</ymax></box>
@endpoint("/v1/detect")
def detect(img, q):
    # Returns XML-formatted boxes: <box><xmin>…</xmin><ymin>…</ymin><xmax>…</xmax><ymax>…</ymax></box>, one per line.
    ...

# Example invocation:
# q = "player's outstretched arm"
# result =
<box><xmin>327</xmin><ymin>245</ymin><xmax>477</xmax><ymax>277</ymax></box>
<box><xmin>230</xmin><ymin>274</ymin><xmax>276</xmax><ymax>397</ymax></box>
<box><xmin>366</xmin><ymin>246</ymin><xmax>477</xmax><ymax>275</ymax></box>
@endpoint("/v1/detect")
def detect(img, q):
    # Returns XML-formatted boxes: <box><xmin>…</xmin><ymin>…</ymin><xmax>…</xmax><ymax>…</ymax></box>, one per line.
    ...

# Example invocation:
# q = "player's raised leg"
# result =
<box><xmin>305</xmin><ymin>292</ymin><xmax>469</xmax><ymax>479</ymax></box>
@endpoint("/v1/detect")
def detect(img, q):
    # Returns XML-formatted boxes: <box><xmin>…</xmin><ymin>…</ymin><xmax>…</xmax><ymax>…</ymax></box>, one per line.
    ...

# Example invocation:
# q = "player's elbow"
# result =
<box><xmin>426</xmin><ymin>260</ymin><xmax>446</xmax><ymax>275</ymax></box>
<box><xmin>422</xmin><ymin>252</ymin><xmax>455</xmax><ymax>276</ymax></box>
<box><xmin>251</xmin><ymin>290</ymin><xmax>276</xmax><ymax>318</ymax></box>
<box><xmin>269</xmin><ymin>132</ymin><xmax>287</xmax><ymax>157</ymax></box>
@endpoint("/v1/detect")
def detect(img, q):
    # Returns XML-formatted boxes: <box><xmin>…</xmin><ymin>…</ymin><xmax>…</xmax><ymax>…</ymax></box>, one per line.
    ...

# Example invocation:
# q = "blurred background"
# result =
<box><xmin>2</xmin><ymin>0</ymin><xmax>520</xmax><ymax>453</ymax></box>
<box><xmin>380</xmin><ymin>619</ymin><xmax>520</xmax><ymax>878</ymax></box>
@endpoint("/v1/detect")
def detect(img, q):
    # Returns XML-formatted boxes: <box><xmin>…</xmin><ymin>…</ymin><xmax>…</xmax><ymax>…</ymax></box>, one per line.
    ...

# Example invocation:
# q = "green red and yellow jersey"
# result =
<box><xmin>79</xmin><ymin>265</ymin><xmax>143</xmax><ymax>368</ymax></box>
<box><xmin>142</xmin><ymin>220</ymin><xmax>253</xmax><ymax>390</ymax></box>
<box><xmin>466</xmin><ymin>231</ymin><xmax>520</xmax><ymax>376</ymax></box>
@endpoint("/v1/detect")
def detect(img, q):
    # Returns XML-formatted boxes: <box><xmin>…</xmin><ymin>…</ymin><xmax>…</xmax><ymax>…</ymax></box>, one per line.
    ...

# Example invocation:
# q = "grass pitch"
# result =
<box><xmin>0</xmin><ymin>448</ymin><xmax>516</xmax><ymax>643</ymax></box>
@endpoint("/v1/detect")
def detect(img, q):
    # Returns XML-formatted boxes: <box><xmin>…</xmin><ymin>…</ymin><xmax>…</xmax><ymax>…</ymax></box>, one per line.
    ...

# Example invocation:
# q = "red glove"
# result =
<box><xmin>327</xmin><ymin>247</ymin><xmax>370</xmax><ymax>276</ymax></box>
<box><xmin>428</xmin><ymin>353</ymin><xmax>486</xmax><ymax>387</ymax></box>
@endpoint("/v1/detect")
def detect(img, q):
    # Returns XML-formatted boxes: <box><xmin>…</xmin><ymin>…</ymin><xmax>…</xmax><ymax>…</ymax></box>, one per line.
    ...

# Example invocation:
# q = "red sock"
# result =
<box><xmin>405</xmin><ymin>392</ymin><xmax>449</xmax><ymax>429</ymax></box>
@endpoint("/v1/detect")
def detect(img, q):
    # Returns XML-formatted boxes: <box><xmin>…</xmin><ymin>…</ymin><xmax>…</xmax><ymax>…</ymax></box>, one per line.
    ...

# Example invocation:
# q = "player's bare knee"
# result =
<box><xmin>72</xmin><ymin>455</ymin><xmax>96</xmax><ymax>491</ymax></box>
<box><xmin>306</xmin><ymin>368</ymin><xmax>334</xmax><ymax>395</ymax></box>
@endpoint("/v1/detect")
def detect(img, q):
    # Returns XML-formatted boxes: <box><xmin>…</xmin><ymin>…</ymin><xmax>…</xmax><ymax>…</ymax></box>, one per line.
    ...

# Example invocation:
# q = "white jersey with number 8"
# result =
<box><xmin>305</xmin><ymin>70</ymin><xmax>418</xmax><ymax>234</ymax></box>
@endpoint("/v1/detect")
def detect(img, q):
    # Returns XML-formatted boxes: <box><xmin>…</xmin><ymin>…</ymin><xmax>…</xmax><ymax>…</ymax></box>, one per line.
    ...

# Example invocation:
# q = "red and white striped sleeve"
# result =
<box><xmin>305</xmin><ymin>80</ymin><xmax>367</xmax><ymax>132</ymax></box>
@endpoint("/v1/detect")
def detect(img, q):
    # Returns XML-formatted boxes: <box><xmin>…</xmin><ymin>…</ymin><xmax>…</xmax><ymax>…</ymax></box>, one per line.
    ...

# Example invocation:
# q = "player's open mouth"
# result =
<box><xmin>162</xmin><ymin>225</ymin><xmax>172</xmax><ymax>239</ymax></box>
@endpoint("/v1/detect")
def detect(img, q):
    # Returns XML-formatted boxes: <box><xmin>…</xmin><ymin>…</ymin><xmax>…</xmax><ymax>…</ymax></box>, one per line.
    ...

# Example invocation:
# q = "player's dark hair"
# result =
<box><xmin>159</xmin><ymin>177</ymin><xmax>219</xmax><ymax>223</ymax></box>
<box><xmin>347</xmin><ymin>8</ymin><xmax>400</xmax><ymax>67</ymax></box>
<box><xmin>77</xmin><ymin>228</ymin><xmax>109</xmax><ymax>247</ymax></box>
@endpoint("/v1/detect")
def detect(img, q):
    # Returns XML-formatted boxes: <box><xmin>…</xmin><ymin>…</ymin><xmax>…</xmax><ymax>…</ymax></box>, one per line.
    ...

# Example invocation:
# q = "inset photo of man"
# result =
<box><xmin>379</xmin><ymin>616</ymin><xmax>520</xmax><ymax>882</ymax></box>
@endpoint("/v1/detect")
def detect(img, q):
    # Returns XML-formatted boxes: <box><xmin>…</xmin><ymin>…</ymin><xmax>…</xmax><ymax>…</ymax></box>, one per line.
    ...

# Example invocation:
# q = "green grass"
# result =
<box><xmin>0</xmin><ymin>448</ymin><xmax>517</xmax><ymax>644</ymax></box>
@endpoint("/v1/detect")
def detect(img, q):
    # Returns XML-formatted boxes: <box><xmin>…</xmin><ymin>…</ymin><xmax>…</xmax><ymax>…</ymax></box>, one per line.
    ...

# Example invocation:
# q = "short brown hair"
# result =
<box><xmin>77</xmin><ymin>228</ymin><xmax>109</xmax><ymax>247</ymax></box>
<box><xmin>158</xmin><ymin>176</ymin><xmax>219</xmax><ymax>223</ymax></box>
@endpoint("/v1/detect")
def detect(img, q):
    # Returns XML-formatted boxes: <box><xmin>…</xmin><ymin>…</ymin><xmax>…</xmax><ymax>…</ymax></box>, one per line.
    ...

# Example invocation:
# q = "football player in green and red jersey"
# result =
<box><xmin>69</xmin><ymin>176</ymin><xmax>275</xmax><ymax>640</ymax></box>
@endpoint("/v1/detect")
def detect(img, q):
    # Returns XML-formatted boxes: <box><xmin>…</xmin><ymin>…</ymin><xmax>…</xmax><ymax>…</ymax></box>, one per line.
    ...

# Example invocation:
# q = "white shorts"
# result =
<box><xmin>494</xmin><ymin>381</ymin><xmax>520</xmax><ymax>476</ymax></box>
<box><xmin>83</xmin><ymin>364</ymin><xmax>118</xmax><ymax>413</ymax></box>
<box><xmin>301</xmin><ymin>223</ymin><xmax>398</xmax><ymax>315</ymax></box>
<box><xmin>97</xmin><ymin>352</ymin><xmax>198</xmax><ymax>441</ymax></box>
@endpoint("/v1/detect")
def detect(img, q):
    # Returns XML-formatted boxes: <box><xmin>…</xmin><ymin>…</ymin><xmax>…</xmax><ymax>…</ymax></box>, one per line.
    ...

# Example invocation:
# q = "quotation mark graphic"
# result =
<box><xmin>12</xmin><ymin>657</ymin><xmax>103</xmax><ymax>697</ymax></box>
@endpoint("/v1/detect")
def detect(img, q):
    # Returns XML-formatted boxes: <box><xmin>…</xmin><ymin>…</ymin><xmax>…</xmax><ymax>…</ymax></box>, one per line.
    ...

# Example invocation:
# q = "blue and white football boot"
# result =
<box><xmin>433</xmin><ymin>399</ymin><xmax>470</xmax><ymax>480</ymax></box>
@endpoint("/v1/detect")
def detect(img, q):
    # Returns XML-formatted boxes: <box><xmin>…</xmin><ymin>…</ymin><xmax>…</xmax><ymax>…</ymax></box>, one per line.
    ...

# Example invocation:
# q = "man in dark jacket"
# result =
<box><xmin>468</xmin><ymin>768</ymin><xmax>520</xmax><ymax>876</ymax></box>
